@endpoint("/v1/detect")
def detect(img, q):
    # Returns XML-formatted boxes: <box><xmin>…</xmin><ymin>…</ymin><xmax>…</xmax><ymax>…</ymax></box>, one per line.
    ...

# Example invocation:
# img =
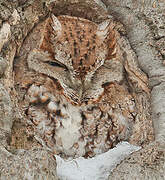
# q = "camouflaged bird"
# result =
<box><xmin>14</xmin><ymin>14</ymin><xmax>150</xmax><ymax>158</ymax></box>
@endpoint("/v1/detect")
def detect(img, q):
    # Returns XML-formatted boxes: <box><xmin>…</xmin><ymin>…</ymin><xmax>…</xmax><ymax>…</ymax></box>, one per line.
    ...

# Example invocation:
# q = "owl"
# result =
<box><xmin>14</xmin><ymin>14</ymin><xmax>150</xmax><ymax>159</ymax></box>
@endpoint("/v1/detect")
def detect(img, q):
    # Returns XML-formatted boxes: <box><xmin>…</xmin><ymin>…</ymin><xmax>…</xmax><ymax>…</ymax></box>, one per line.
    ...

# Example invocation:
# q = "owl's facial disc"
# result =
<box><xmin>50</xmin><ymin>15</ymin><xmax>109</xmax><ymax>80</ymax></box>
<box><xmin>34</xmin><ymin>15</ymin><xmax>111</xmax><ymax>103</ymax></box>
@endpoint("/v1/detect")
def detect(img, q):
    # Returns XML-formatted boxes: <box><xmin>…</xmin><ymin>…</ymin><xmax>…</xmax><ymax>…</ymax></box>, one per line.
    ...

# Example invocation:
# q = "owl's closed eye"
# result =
<box><xmin>27</xmin><ymin>14</ymin><xmax>118</xmax><ymax>104</ymax></box>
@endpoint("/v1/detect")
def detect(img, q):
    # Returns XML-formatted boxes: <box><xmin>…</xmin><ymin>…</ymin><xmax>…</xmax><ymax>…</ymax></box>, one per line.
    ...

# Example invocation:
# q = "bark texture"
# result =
<box><xmin>101</xmin><ymin>0</ymin><xmax>165</xmax><ymax>179</ymax></box>
<box><xmin>0</xmin><ymin>0</ymin><xmax>164</xmax><ymax>179</ymax></box>
<box><xmin>0</xmin><ymin>0</ymin><xmax>58</xmax><ymax>179</ymax></box>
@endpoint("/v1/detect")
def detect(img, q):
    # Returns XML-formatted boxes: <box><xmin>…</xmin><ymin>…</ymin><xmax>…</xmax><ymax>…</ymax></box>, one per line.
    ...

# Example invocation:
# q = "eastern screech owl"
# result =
<box><xmin>14</xmin><ymin>14</ymin><xmax>150</xmax><ymax>158</ymax></box>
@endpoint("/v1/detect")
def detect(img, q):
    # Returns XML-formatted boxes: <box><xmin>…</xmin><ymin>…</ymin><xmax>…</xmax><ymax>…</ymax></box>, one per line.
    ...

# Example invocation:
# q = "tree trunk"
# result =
<box><xmin>0</xmin><ymin>0</ymin><xmax>164</xmax><ymax>179</ymax></box>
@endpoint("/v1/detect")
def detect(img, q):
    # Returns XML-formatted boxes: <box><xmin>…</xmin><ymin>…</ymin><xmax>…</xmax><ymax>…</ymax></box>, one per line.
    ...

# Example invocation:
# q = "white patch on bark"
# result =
<box><xmin>55</xmin><ymin>142</ymin><xmax>141</xmax><ymax>180</ymax></box>
<box><xmin>0</xmin><ymin>23</ymin><xmax>11</xmax><ymax>51</ymax></box>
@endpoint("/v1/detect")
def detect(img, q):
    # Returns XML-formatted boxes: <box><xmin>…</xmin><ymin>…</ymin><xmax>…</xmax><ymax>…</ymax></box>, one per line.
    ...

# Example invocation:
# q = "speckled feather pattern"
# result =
<box><xmin>14</xmin><ymin>14</ymin><xmax>152</xmax><ymax>159</ymax></box>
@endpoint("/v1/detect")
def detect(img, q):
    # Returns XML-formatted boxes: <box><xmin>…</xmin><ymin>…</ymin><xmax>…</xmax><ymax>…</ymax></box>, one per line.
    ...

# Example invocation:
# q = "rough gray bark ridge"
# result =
<box><xmin>101</xmin><ymin>0</ymin><xmax>165</xmax><ymax>179</ymax></box>
<box><xmin>0</xmin><ymin>0</ymin><xmax>164</xmax><ymax>179</ymax></box>
<box><xmin>0</xmin><ymin>0</ymin><xmax>58</xmax><ymax>179</ymax></box>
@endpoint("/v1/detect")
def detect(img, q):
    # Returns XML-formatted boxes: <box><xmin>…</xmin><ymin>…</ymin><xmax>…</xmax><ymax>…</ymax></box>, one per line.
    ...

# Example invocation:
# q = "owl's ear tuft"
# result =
<box><xmin>51</xmin><ymin>14</ymin><xmax>62</xmax><ymax>38</ymax></box>
<box><xmin>96</xmin><ymin>19</ymin><xmax>110</xmax><ymax>41</ymax></box>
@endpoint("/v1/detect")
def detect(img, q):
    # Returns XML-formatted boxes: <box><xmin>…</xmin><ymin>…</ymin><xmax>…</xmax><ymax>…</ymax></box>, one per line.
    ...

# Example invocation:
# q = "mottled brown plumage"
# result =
<box><xmin>14</xmin><ymin>14</ymin><xmax>151</xmax><ymax>159</ymax></box>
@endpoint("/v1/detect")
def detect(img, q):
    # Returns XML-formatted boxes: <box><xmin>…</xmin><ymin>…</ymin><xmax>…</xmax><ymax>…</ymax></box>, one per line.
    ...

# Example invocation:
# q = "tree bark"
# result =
<box><xmin>0</xmin><ymin>0</ymin><xmax>164</xmax><ymax>179</ymax></box>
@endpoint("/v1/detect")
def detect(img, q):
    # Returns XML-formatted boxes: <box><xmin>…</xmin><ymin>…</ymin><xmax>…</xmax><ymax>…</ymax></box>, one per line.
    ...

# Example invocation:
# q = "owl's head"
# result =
<box><xmin>27</xmin><ymin>15</ymin><xmax>116</xmax><ymax>104</ymax></box>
